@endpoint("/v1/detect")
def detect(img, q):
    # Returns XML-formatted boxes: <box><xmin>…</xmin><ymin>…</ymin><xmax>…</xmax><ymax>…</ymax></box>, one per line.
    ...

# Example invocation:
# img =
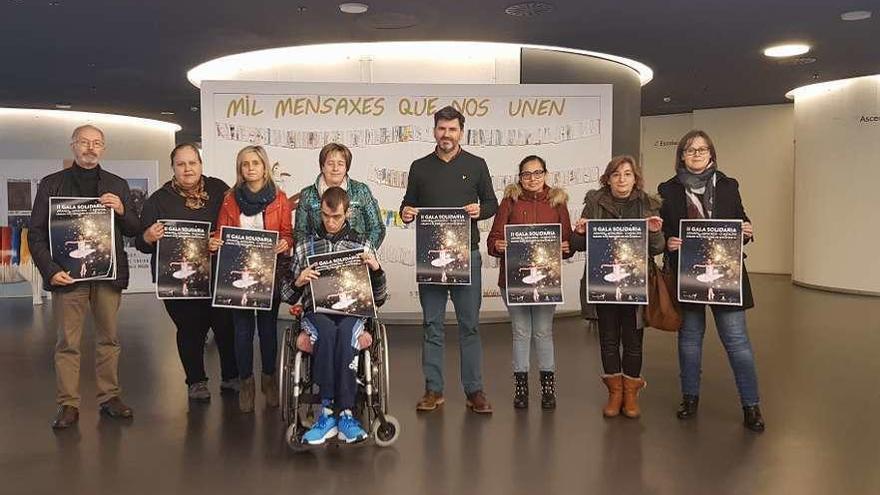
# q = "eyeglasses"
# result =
<box><xmin>519</xmin><ymin>170</ymin><xmax>546</xmax><ymax>180</ymax></box>
<box><xmin>684</xmin><ymin>147</ymin><xmax>710</xmax><ymax>157</ymax></box>
<box><xmin>74</xmin><ymin>139</ymin><xmax>105</xmax><ymax>150</ymax></box>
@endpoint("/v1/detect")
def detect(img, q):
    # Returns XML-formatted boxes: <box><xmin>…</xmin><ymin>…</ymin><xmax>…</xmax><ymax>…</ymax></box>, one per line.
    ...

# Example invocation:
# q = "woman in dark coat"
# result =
<box><xmin>658</xmin><ymin>129</ymin><xmax>764</xmax><ymax>432</ymax></box>
<box><xmin>137</xmin><ymin>143</ymin><xmax>238</xmax><ymax>402</ymax></box>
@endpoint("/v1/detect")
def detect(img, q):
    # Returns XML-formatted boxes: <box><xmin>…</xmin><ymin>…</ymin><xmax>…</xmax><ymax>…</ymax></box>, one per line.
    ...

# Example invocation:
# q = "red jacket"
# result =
<box><xmin>214</xmin><ymin>189</ymin><xmax>294</xmax><ymax>250</ymax></box>
<box><xmin>487</xmin><ymin>184</ymin><xmax>574</xmax><ymax>288</ymax></box>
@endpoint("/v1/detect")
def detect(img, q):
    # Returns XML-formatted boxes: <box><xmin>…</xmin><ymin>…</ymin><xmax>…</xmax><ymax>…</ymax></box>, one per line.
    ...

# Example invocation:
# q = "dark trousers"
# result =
<box><xmin>232</xmin><ymin>297</ymin><xmax>281</xmax><ymax>379</ymax></box>
<box><xmin>596</xmin><ymin>305</ymin><xmax>644</xmax><ymax>377</ymax></box>
<box><xmin>163</xmin><ymin>300</ymin><xmax>238</xmax><ymax>385</ymax></box>
<box><xmin>303</xmin><ymin>313</ymin><xmax>361</xmax><ymax>411</ymax></box>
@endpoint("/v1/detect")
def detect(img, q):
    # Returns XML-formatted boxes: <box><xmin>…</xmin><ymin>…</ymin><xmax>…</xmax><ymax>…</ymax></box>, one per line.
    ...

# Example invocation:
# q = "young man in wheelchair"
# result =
<box><xmin>281</xmin><ymin>186</ymin><xmax>387</xmax><ymax>445</ymax></box>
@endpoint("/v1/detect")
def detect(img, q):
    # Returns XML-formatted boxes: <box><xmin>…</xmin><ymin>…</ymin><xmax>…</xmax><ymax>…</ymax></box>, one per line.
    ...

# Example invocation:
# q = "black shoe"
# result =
<box><xmin>677</xmin><ymin>395</ymin><xmax>699</xmax><ymax>419</ymax></box>
<box><xmin>539</xmin><ymin>371</ymin><xmax>556</xmax><ymax>410</ymax></box>
<box><xmin>743</xmin><ymin>405</ymin><xmax>765</xmax><ymax>432</ymax></box>
<box><xmin>513</xmin><ymin>372</ymin><xmax>528</xmax><ymax>409</ymax></box>
<box><xmin>100</xmin><ymin>397</ymin><xmax>134</xmax><ymax>419</ymax></box>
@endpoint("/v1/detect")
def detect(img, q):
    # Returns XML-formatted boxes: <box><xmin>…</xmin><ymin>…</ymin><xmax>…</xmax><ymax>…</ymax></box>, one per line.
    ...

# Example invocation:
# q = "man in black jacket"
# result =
<box><xmin>28</xmin><ymin>124</ymin><xmax>140</xmax><ymax>428</ymax></box>
<box><xmin>400</xmin><ymin>106</ymin><xmax>499</xmax><ymax>414</ymax></box>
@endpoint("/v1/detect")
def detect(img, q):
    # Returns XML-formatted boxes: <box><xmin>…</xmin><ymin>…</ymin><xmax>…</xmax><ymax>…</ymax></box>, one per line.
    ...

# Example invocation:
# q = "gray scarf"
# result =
<box><xmin>676</xmin><ymin>162</ymin><xmax>717</xmax><ymax>218</ymax></box>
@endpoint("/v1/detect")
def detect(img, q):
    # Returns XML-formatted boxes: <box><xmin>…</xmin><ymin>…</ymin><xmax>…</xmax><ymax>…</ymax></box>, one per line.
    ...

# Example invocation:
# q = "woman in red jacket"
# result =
<box><xmin>214</xmin><ymin>145</ymin><xmax>293</xmax><ymax>413</ymax></box>
<box><xmin>487</xmin><ymin>155</ymin><xmax>573</xmax><ymax>410</ymax></box>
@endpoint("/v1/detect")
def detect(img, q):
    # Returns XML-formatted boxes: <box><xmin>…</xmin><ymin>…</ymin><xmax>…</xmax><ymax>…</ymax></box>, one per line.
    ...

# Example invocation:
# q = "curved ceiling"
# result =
<box><xmin>1</xmin><ymin>0</ymin><xmax>876</xmax><ymax>140</ymax></box>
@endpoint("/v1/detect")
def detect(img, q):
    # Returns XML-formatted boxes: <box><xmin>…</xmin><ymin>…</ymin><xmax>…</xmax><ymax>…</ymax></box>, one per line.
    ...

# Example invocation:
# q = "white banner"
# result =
<box><xmin>200</xmin><ymin>82</ymin><xmax>612</xmax><ymax>314</ymax></box>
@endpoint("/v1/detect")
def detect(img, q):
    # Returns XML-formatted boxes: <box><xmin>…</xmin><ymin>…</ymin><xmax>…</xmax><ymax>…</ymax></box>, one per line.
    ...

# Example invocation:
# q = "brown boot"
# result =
<box><xmin>601</xmin><ymin>374</ymin><xmax>624</xmax><ymax>417</ymax></box>
<box><xmin>622</xmin><ymin>375</ymin><xmax>646</xmax><ymax>418</ymax></box>
<box><xmin>239</xmin><ymin>376</ymin><xmax>255</xmax><ymax>413</ymax></box>
<box><xmin>99</xmin><ymin>397</ymin><xmax>133</xmax><ymax>419</ymax></box>
<box><xmin>262</xmin><ymin>373</ymin><xmax>279</xmax><ymax>408</ymax></box>
<box><xmin>466</xmin><ymin>390</ymin><xmax>494</xmax><ymax>414</ymax></box>
<box><xmin>416</xmin><ymin>390</ymin><xmax>445</xmax><ymax>412</ymax></box>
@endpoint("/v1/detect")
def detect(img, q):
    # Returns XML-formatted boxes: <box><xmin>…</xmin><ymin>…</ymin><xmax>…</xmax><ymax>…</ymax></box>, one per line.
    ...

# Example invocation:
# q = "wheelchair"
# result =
<box><xmin>279</xmin><ymin>305</ymin><xmax>401</xmax><ymax>451</ymax></box>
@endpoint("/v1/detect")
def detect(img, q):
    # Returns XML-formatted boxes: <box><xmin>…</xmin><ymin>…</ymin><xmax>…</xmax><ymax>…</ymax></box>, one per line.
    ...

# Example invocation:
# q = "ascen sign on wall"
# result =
<box><xmin>200</xmin><ymin>82</ymin><xmax>612</xmax><ymax>315</ymax></box>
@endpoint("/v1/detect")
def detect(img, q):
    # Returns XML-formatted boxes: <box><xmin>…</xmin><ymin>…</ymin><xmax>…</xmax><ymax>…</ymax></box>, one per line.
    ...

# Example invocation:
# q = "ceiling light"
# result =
<box><xmin>504</xmin><ymin>2</ymin><xmax>555</xmax><ymax>17</ymax></box>
<box><xmin>763</xmin><ymin>43</ymin><xmax>810</xmax><ymax>58</ymax></box>
<box><xmin>841</xmin><ymin>10</ymin><xmax>871</xmax><ymax>21</ymax></box>
<box><xmin>0</xmin><ymin>107</ymin><xmax>181</xmax><ymax>132</ymax></box>
<box><xmin>160</xmin><ymin>111</ymin><xmax>175</xmax><ymax>115</ymax></box>
<box><xmin>339</xmin><ymin>2</ymin><xmax>368</xmax><ymax>14</ymax></box>
<box><xmin>54</xmin><ymin>103</ymin><xmax>72</xmax><ymax>109</ymax></box>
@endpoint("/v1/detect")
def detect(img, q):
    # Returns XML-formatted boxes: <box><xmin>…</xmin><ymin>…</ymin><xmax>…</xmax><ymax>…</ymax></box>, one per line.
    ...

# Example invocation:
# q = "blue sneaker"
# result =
<box><xmin>302</xmin><ymin>409</ymin><xmax>337</xmax><ymax>445</ymax></box>
<box><xmin>337</xmin><ymin>411</ymin><xmax>368</xmax><ymax>443</ymax></box>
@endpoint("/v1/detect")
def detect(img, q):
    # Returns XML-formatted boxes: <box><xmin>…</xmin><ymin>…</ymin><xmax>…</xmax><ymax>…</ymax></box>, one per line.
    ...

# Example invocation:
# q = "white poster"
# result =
<box><xmin>200</xmin><ymin>82</ymin><xmax>612</xmax><ymax>314</ymax></box>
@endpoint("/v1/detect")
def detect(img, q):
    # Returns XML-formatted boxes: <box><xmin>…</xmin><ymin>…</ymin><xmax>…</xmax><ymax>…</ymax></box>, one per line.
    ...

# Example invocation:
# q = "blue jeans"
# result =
<box><xmin>302</xmin><ymin>313</ymin><xmax>363</xmax><ymax>411</ymax></box>
<box><xmin>502</xmin><ymin>289</ymin><xmax>556</xmax><ymax>373</ymax></box>
<box><xmin>232</xmin><ymin>297</ymin><xmax>281</xmax><ymax>379</ymax></box>
<box><xmin>678</xmin><ymin>306</ymin><xmax>760</xmax><ymax>406</ymax></box>
<box><xmin>418</xmin><ymin>250</ymin><xmax>483</xmax><ymax>395</ymax></box>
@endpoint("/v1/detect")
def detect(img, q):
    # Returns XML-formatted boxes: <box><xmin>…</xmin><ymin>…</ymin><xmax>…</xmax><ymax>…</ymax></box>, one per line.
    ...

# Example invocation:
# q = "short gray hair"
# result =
<box><xmin>71</xmin><ymin>124</ymin><xmax>105</xmax><ymax>142</ymax></box>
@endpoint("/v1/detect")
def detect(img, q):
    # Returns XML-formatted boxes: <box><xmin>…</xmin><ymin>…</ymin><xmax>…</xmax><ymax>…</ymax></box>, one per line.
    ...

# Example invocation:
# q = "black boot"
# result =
<box><xmin>513</xmin><ymin>372</ymin><xmax>528</xmax><ymax>409</ymax></box>
<box><xmin>743</xmin><ymin>405</ymin><xmax>765</xmax><ymax>432</ymax></box>
<box><xmin>539</xmin><ymin>371</ymin><xmax>556</xmax><ymax>410</ymax></box>
<box><xmin>677</xmin><ymin>395</ymin><xmax>699</xmax><ymax>419</ymax></box>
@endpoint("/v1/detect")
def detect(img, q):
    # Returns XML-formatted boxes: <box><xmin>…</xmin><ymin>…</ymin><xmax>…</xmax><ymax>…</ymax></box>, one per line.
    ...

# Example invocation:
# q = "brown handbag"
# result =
<box><xmin>645</xmin><ymin>257</ymin><xmax>682</xmax><ymax>332</ymax></box>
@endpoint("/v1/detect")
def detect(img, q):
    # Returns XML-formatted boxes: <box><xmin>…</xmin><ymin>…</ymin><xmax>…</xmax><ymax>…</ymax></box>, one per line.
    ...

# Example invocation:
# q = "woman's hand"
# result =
<box><xmin>295</xmin><ymin>264</ymin><xmax>320</xmax><ymax>287</ymax></box>
<box><xmin>208</xmin><ymin>237</ymin><xmax>223</xmax><ymax>252</ymax></box>
<box><xmin>742</xmin><ymin>222</ymin><xmax>753</xmax><ymax>240</ymax></box>
<box><xmin>646</xmin><ymin>216</ymin><xmax>663</xmax><ymax>233</ymax></box>
<box><xmin>494</xmin><ymin>239</ymin><xmax>507</xmax><ymax>253</ymax></box>
<box><xmin>401</xmin><ymin>206</ymin><xmax>419</xmax><ymax>223</ymax></box>
<box><xmin>361</xmin><ymin>252</ymin><xmax>380</xmax><ymax>271</ymax></box>
<box><xmin>667</xmin><ymin>236</ymin><xmax>682</xmax><ymax>252</ymax></box>
<box><xmin>574</xmin><ymin>217</ymin><xmax>587</xmax><ymax>235</ymax></box>
<box><xmin>142</xmin><ymin>222</ymin><xmax>164</xmax><ymax>244</ymax></box>
<box><xmin>561</xmin><ymin>241</ymin><xmax>570</xmax><ymax>254</ymax></box>
<box><xmin>274</xmin><ymin>239</ymin><xmax>290</xmax><ymax>254</ymax></box>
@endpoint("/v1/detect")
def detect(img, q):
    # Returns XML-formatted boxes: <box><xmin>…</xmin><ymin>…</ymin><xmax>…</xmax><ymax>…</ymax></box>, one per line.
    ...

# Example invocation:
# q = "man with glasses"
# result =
<box><xmin>29</xmin><ymin>124</ymin><xmax>140</xmax><ymax>428</ymax></box>
<box><xmin>400</xmin><ymin>106</ymin><xmax>499</xmax><ymax>414</ymax></box>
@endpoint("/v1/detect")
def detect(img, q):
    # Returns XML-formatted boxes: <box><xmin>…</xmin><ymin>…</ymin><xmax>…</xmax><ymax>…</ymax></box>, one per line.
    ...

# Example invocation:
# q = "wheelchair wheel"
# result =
<box><xmin>279</xmin><ymin>326</ymin><xmax>293</xmax><ymax>424</ymax></box>
<box><xmin>371</xmin><ymin>414</ymin><xmax>400</xmax><ymax>447</ymax></box>
<box><xmin>377</xmin><ymin>323</ymin><xmax>391</xmax><ymax>413</ymax></box>
<box><xmin>285</xmin><ymin>351</ymin><xmax>306</xmax><ymax>450</ymax></box>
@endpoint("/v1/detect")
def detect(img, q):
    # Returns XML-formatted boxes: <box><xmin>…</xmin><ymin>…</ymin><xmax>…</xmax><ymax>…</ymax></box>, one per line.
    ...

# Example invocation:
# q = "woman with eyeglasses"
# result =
<box><xmin>571</xmin><ymin>156</ymin><xmax>665</xmax><ymax>419</ymax></box>
<box><xmin>487</xmin><ymin>155</ymin><xmax>573</xmax><ymax>410</ymax></box>
<box><xmin>658</xmin><ymin>130</ymin><xmax>764</xmax><ymax>432</ymax></box>
<box><xmin>214</xmin><ymin>145</ymin><xmax>293</xmax><ymax>413</ymax></box>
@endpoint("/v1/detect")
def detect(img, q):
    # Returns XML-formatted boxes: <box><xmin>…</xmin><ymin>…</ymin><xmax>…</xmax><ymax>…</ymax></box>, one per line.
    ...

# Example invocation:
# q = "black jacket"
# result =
<box><xmin>135</xmin><ymin>176</ymin><xmax>230</xmax><ymax>282</ymax></box>
<box><xmin>658</xmin><ymin>171</ymin><xmax>755</xmax><ymax>310</ymax></box>
<box><xmin>28</xmin><ymin>164</ymin><xmax>141</xmax><ymax>291</ymax></box>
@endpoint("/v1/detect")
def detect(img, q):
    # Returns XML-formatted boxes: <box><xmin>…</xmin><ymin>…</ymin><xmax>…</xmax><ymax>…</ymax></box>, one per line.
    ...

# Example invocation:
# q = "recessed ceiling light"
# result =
<box><xmin>54</xmin><ymin>103</ymin><xmax>72</xmax><ymax>109</ymax></box>
<box><xmin>160</xmin><ymin>111</ymin><xmax>175</xmax><ymax>115</ymax></box>
<box><xmin>841</xmin><ymin>10</ymin><xmax>871</xmax><ymax>21</ymax></box>
<box><xmin>190</xmin><ymin>105</ymin><xmax>199</xmax><ymax>112</ymax></box>
<box><xmin>339</xmin><ymin>2</ymin><xmax>368</xmax><ymax>14</ymax></box>
<box><xmin>763</xmin><ymin>43</ymin><xmax>810</xmax><ymax>58</ymax></box>
<box><xmin>663</xmin><ymin>96</ymin><xmax>672</xmax><ymax>103</ymax></box>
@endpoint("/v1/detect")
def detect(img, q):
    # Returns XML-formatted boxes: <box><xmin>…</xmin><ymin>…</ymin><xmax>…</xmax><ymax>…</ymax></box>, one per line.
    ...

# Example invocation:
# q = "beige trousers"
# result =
<box><xmin>52</xmin><ymin>282</ymin><xmax>122</xmax><ymax>407</ymax></box>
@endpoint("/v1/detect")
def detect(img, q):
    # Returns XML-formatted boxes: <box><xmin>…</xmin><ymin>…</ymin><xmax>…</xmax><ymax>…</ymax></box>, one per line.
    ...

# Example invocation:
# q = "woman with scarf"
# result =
<box><xmin>215</xmin><ymin>145</ymin><xmax>293</xmax><ymax>413</ymax></box>
<box><xmin>137</xmin><ymin>143</ymin><xmax>238</xmax><ymax>402</ymax></box>
<box><xmin>571</xmin><ymin>155</ymin><xmax>665</xmax><ymax>419</ymax></box>
<box><xmin>658</xmin><ymin>130</ymin><xmax>765</xmax><ymax>432</ymax></box>
<box><xmin>294</xmin><ymin>142</ymin><xmax>385</xmax><ymax>249</ymax></box>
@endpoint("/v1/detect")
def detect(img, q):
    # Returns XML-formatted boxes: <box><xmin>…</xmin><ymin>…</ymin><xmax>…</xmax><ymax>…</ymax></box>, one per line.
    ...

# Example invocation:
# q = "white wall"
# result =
<box><xmin>0</xmin><ymin>109</ymin><xmax>177</xmax><ymax>183</ymax></box>
<box><xmin>639</xmin><ymin>104</ymin><xmax>795</xmax><ymax>275</ymax></box>
<box><xmin>790</xmin><ymin>76</ymin><xmax>880</xmax><ymax>294</ymax></box>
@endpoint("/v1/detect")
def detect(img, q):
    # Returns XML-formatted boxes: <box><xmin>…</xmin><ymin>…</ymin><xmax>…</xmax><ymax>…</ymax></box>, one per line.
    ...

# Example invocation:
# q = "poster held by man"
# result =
<box><xmin>212</xmin><ymin>226</ymin><xmax>278</xmax><ymax>310</ymax></box>
<box><xmin>677</xmin><ymin>219</ymin><xmax>743</xmax><ymax>305</ymax></box>
<box><xmin>307</xmin><ymin>248</ymin><xmax>376</xmax><ymax>318</ymax></box>
<box><xmin>48</xmin><ymin>197</ymin><xmax>115</xmax><ymax>281</ymax></box>
<box><xmin>415</xmin><ymin>207</ymin><xmax>471</xmax><ymax>285</ymax></box>
<box><xmin>155</xmin><ymin>220</ymin><xmax>212</xmax><ymax>299</ymax></box>
<box><xmin>586</xmin><ymin>219</ymin><xmax>649</xmax><ymax>304</ymax></box>
<box><xmin>504</xmin><ymin>223</ymin><xmax>564</xmax><ymax>305</ymax></box>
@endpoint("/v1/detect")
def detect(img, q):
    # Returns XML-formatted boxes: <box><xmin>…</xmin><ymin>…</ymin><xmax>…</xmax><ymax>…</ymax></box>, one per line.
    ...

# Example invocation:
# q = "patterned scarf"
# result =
<box><xmin>171</xmin><ymin>176</ymin><xmax>208</xmax><ymax>210</ymax></box>
<box><xmin>676</xmin><ymin>162</ymin><xmax>717</xmax><ymax>218</ymax></box>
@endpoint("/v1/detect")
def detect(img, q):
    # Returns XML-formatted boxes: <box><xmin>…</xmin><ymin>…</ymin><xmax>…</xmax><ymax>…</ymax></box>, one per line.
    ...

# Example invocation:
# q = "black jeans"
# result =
<box><xmin>596</xmin><ymin>305</ymin><xmax>644</xmax><ymax>377</ymax></box>
<box><xmin>163</xmin><ymin>300</ymin><xmax>238</xmax><ymax>385</ymax></box>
